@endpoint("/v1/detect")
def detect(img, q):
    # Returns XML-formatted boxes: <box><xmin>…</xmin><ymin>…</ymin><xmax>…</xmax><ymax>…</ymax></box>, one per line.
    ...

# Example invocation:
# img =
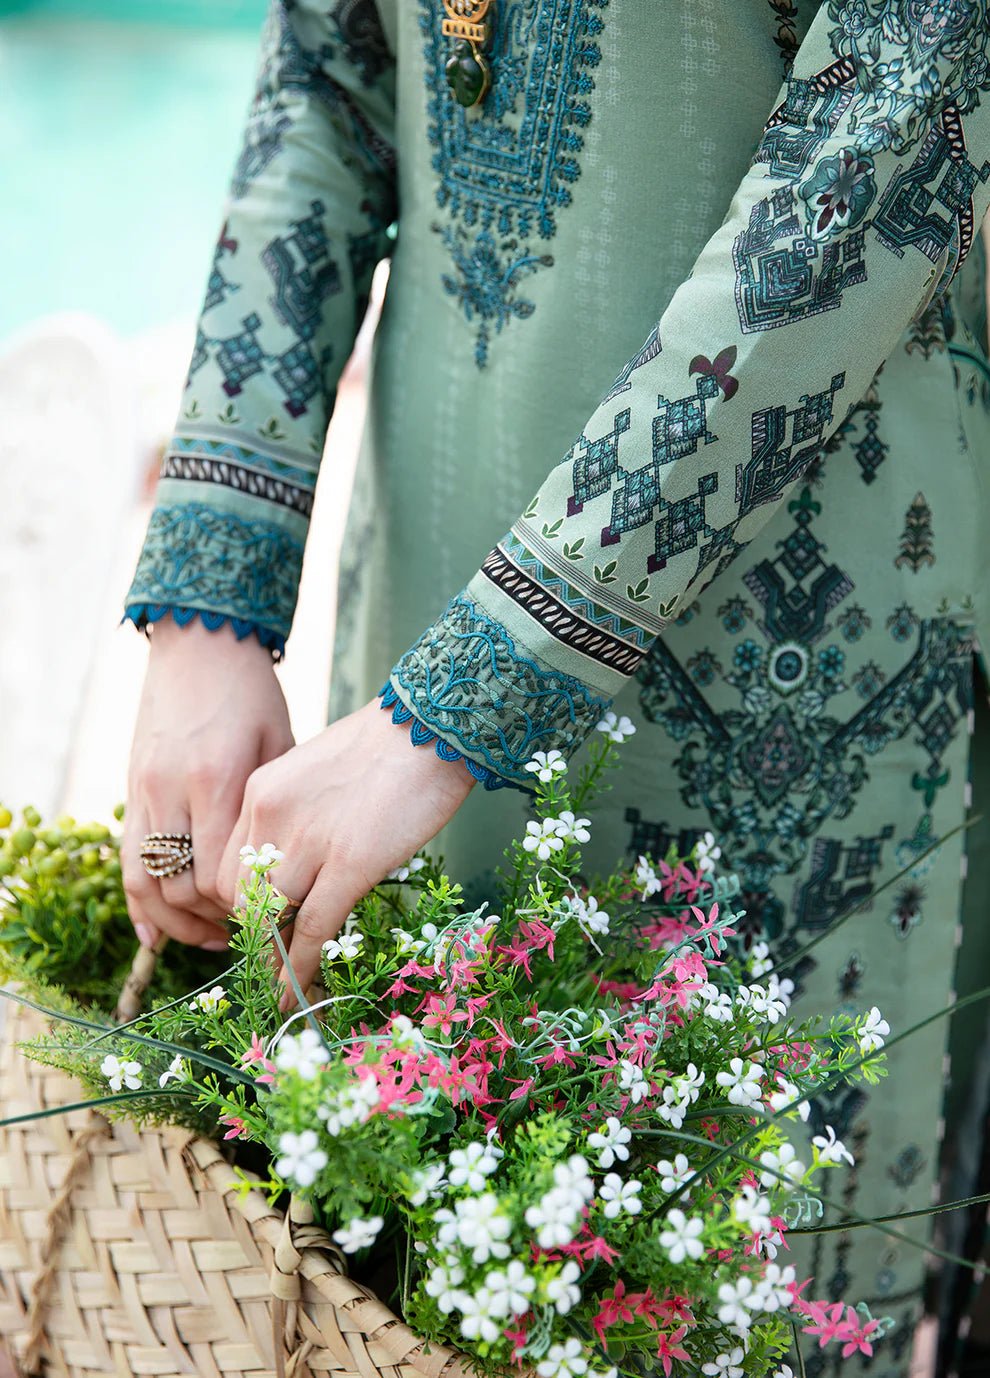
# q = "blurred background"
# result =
<box><xmin>0</xmin><ymin>0</ymin><xmax>368</xmax><ymax>824</ymax></box>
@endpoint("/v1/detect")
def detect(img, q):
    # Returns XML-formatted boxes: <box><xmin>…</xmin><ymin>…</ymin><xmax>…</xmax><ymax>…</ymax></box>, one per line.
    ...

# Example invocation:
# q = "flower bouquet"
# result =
<box><xmin>0</xmin><ymin>727</ymin><xmax>899</xmax><ymax>1376</ymax></box>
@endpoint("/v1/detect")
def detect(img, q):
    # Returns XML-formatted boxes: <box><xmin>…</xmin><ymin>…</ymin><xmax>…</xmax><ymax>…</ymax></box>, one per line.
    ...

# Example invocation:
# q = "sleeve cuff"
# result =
<box><xmin>385</xmin><ymin>591</ymin><xmax>613</xmax><ymax>787</ymax></box>
<box><xmin>125</xmin><ymin>500</ymin><xmax>306</xmax><ymax>650</ymax></box>
<box><xmin>123</xmin><ymin>604</ymin><xmax>286</xmax><ymax>659</ymax></box>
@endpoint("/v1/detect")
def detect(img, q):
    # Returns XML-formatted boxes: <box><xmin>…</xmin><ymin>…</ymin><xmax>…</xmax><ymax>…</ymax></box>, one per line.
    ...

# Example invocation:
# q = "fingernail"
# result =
<box><xmin>135</xmin><ymin>924</ymin><xmax>156</xmax><ymax>949</ymax></box>
<box><xmin>202</xmin><ymin>938</ymin><xmax>230</xmax><ymax>952</ymax></box>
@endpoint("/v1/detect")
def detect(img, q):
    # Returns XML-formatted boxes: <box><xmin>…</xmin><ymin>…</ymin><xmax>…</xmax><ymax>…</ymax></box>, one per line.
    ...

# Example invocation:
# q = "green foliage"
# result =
<box><xmin>0</xmin><ymin>803</ymin><xmax>229</xmax><ymax>1010</ymax></box>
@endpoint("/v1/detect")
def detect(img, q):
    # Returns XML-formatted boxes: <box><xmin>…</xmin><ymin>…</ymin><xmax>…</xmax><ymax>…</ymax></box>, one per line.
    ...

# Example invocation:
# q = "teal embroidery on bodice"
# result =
<box><xmin>631</xmin><ymin>459</ymin><xmax>974</xmax><ymax>956</ymax></box>
<box><xmin>418</xmin><ymin>0</ymin><xmax>608</xmax><ymax>366</ymax></box>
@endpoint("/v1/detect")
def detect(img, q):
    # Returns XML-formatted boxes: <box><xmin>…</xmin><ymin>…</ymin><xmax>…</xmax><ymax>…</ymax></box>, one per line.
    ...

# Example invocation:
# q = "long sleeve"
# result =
<box><xmin>386</xmin><ymin>1</ymin><xmax>990</xmax><ymax>785</ymax></box>
<box><xmin>125</xmin><ymin>0</ymin><xmax>396</xmax><ymax>655</ymax></box>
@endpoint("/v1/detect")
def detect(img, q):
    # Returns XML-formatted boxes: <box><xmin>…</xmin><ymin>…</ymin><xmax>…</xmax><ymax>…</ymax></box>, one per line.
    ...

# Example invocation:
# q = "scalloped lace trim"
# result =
<box><xmin>123</xmin><ymin>604</ymin><xmax>285</xmax><ymax>660</ymax></box>
<box><xmin>378</xmin><ymin>683</ymin><xmax>512</xmax><ymax>791</ymax></box>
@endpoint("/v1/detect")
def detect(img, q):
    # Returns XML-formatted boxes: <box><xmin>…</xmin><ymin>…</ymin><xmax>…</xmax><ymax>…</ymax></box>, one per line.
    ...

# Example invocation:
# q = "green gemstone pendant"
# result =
<box><xmin>441</xmin><ymin>0</ymin><xmax>494</xmax><ymax>108</ymax></box>
<box><xmin>445</xmin><ymin>37</ymin><xmax>491</xmax><ymax>108</ymax></box>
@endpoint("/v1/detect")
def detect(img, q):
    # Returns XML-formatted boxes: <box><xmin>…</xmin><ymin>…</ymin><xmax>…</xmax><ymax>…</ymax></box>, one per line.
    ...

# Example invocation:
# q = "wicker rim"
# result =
<box><xmin>179</xmin><ymin>1132</ymin><xmax>473</xmax><ymax>1378</ymax></box>
<box><xmin>2</xmin><ymin>937</ymin><xmax>478</xmax><ymax>1378</ymax></box>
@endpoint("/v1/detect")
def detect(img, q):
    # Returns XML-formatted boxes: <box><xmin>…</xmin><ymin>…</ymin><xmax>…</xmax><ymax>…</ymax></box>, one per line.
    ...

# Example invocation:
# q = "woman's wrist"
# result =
<box><xmin>148</xmin><ymin>612</ymin><xmax>277</xmax><ymax>669</ymax></box>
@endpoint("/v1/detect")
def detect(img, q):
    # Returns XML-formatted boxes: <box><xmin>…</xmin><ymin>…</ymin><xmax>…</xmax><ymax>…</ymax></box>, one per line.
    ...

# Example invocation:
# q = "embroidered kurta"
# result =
<box><xmin>126</xmin><ymin>1</ymin><xmax>990</xmax><ymax>1367</ymax></box>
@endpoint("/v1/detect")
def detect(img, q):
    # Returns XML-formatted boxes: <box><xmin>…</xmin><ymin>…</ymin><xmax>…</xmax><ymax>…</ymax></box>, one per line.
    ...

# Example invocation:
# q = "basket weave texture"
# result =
<box><xmin>0</xmin><ymin>1002</ymin><xmax>472</xmax><ymax>1378</ymax></box>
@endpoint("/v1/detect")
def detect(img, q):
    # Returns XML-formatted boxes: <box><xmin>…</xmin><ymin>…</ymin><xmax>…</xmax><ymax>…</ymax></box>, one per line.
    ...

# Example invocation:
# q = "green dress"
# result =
<box><xmin>126</xmin><ymin>2</ymin><xmax>990</xmax><ymax>1369</ymax></box>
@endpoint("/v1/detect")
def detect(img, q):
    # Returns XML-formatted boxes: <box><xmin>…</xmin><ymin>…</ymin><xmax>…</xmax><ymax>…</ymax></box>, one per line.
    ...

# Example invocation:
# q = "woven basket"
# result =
<box><xmin>0</xmin><ymin>961</ymin><xmax>471</xmax><ymax>1378</ymax></box>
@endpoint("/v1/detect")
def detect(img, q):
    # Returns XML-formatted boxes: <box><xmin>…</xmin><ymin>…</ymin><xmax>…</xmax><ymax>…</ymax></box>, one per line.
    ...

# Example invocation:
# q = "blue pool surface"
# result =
<box><xmin>1</xmin><ymin>9</ymin><xmax>269</xmax><ymax>339</ymax></box>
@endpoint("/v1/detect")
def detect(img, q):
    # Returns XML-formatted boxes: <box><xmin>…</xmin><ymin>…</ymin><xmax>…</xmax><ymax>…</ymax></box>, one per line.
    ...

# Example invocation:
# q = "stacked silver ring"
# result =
<box><xmin>140</xmin><ymin>831</ymin><xmax>194</xmax><ymax>879</ymax></box>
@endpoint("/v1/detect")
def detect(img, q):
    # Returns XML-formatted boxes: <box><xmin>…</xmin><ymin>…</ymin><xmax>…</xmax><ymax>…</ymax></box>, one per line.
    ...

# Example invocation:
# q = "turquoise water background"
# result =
<box><xmin>0</xmin><ymin>1</ymin><xmax>269</xmax><ymax>338</ymax></box>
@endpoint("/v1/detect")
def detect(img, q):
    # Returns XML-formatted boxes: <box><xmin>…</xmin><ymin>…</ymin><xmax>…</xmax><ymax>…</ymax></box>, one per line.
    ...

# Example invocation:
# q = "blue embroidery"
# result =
<box><xmin>125</xmin><ymin>503</ymin><xmax>304</xmax><ymax>645</ymax></box>
<box><xmin>418</xmin><ymin>0</ymin><xmax>609</xmax><ymax>366</ymax></box>
<box><xmin>378</xmin><ymin>684</ymin><xmax>512</xmax><ymax>791</ymax></box>
<box><xmin>123</xmin><ymin>604</ymin><xmax>286</xmax><ymax>659</ymax></box>
<box><xmin>388</xmin><ymin>592</ymin><xmax>610</xmax><ymax>783</ymax></box>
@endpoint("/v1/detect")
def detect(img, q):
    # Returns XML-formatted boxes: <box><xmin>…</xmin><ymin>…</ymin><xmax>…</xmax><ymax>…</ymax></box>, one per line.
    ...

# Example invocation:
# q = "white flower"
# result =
<box><xmin>656</xmin><ymin>1085</ymin><xmax>690</xmax><ymax>1130</ymax></box>
<box><xmin>659</xmin><ymin>1208</ymin><xmax>705</xmax><ymax>1263</ymax></box>
<box><xmin>767</xmin><ymin>972</ymin><xmax>793</xmax><ymax>1011</ymax></box>
<box><xmin>773</xmin><ymin>1367</ymin><xmax>795</xmax><ymax>1378</ymax></box>
<box><xmin>455</xmin><ymin>1286</ymin><xmax>502</xmax><ymax>1344</ymax></box>
<box><xmin>525</xmin><ymin>750</ymin><xmax>568</xmax><ymax>782</ymax></box>
<box><xmin>409</xmin><ymin>1164</ymin><xmax>447</xmax><ymax>1207</ymax></box>
<box><xmin>553</xmin><ymin>1154</ymin><xmax>595</xmax><ymax>1202</ymax></box>
<box><xmin>424</xmin><ymin>1258</ymin><xmax>464</xmax><ymax>1313</ymax></box>
<box><xmin>239</xmin><ymin>842</ymin><xmax>284</xmax><ymax>871</ymax></box>
<box><xmin>699</xmin><ymin>981</ymin><xmax>735</xmax><ymax>1022</ymax></box>
<box><xmin>672</xmin><ymin>1062</ymin><xmax>705</xmax><ymax>1103</ymax></box>
<box><xmin>390</xmin><ymin>1014</ymin><xmax>427</xmax><ymax>1050</ymax></box>
<box><xmin>276</xmin><ymin>1130</ymin><xmax>328</xmax><ymax>1188</ymax></box>
<box><xmin>656</xmin><ymin>1152</ymin><xmax>693</xmax><ymax>1195</ymax></box>
<box><xmin>617</xmin><ymin>1059</ymin><xmax>649</xmax><ymax>1103</ymax></box>
<box><xmin>318</xmin><ymin>1076</ymin><xmax>379</xmax><ymax>1135</ymax></box>
<box><xmin>449</xmin><ymin>1141</ymin><xmax>501</xmax><ymax>1192</ymax></box>
<box><xmin>717</xmin><ymin>1277</ymin><xmax>756</xmax><ymax>1331</ymax></box>
<box><xmin>274</xmin><ymin>1027</ymin><xmax>327</xmax><ymax>1081</ymax></box>
<box><xmin>101</xmin><ymin>1054</ymin><xmax>142</xmax><ymax>1092</ymax></box>
<box><xmin>386</xmin><ymin>856</ymin><xmax>427</xmax><ymax>882</ymax></box>
<box><xmin>158</xmin><ymin>1054</ymin><xmax>187</xmax><ymax>1088</ymax></box>
<box><xmin>522</xmin><ymin>818</ymin><xmax>565</xmax><ymax>861</ymax></box>
<box><xmin>450</xmin><ymin>1194</ymin><xmax>511</xmax><ymax>1263</ymax></box>
<box><xmin>525</xmin><ymin>1187</ymin><xmax>581</xmax><ymax>1248</ymax></box>
<box><xmin>702</xmin><ymin>1348</ymin><xmax>746</xmax><ymax>1378</ymax></box>
<box><xmin>749</xmin><ymin>941</ymin><xmax>773</xmax><ymax>978</ymax></box>
<box><xmin>696</xmin><ymin>830</ymin><xmax>721</xmax><ymax>875</ymax></box>
<box><xmin>332</xmin><ymin>1214</ymin><xmax>383</xmax><ymax>1254</ymax></box>
<box><xmin>859</xmin><ymin>1006</ymin><xmax>890</xmax><ymax>1054</ymax></box>
<box><xmin>813</xmin><ymin>1125</ymin><xmax>855</xmax><ymax>1166</ymax></box>
<box><xmin>759</xmin><ymin>1142</ymin><xmax>806</xmax><ymax>1192</ymax></box>
<box><xmin>553</xmin><ymin>811</ymin><xmax>592</xmax><ymax>845</ymax></box>
<box><xmin>391</xmin><ymin>927</ymin><xmax>427</xmax><ymax>955</ymax></box>
<box><xmin>562</xmin><ymin>892</ymin><xmax>610</xmax><ymax>937</ymax></box>
<box><xmin>733</xmin><ymin>1185</ymin><xmax>773</xmax><ymax>1235</ymax></box>
<box><xmin>485</xmin><ymin>1260</ymin><xmax>534</xmax><ymax>1317</ymax></box>
<box><xmin>588</xmin><ymin>1116</ymin><xmax>631</xmax><ymax>1169</ymax></box>
<box><xmin>187</xmin><ymin>984</ymin><xmax>228</xmax><ymax>1014</ymax></box>
<box><xmin>757</xmin><ymin>1225</ymin><xmax>786</xmax><ymax>1260</ymax></box>
<box><xmin>736</xmin><ymin>981</ymin><xmax>789</xmax><ymax>1025</ymax></box>
<box><xmin>599</xmin><ymin>1174</ymin><xmax>643</xmax><ymax>1219</ymax></box>
<box><xmin>596</xmin><ymin>711</ymin><xmax>636</xmax><ymax>743</ymax></box>
<box><xmin>753</xmin><ymin>1262</ymin><xmax>796</xmax><ymax>1314</ymax></box>
<box><xmin>716</xmin><ymin>1057</ymin><xmax>764</xmax><ymax>1108</ymax></box>
<box><xmin>767</xmin><ymin>1077</ymin><xmax>811</xmax><ymax>1122</ymax></box>
<box><xmin>322</xmin><ymin>930</ymin><xmax>364</xmax><ymax>961</ymax></box>
<box><xmin>536</xmin><ymin>1338</ymin><xmax>588</xmax><ymax>1378</ymax></box>
<box><xmin>635</xmin><ymin>855</ymin><xmax>661</xmax><ymax>899</ymax></box>
<box><xmin>545</xmin><ymin>1259</ymin><xmax>582</xmax><ymax>1314</ymax></box>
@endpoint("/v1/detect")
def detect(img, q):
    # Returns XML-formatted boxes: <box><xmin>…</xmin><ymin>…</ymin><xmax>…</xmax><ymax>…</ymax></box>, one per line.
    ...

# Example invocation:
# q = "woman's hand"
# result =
<box><xmin>122</xmin><ymin>618</ymin><xmax>295</xmax><ymax>950</ymax></box>
<box><xmin>217</xmin><ymin>697</ymin><xmax>477</xmax><ymax>1008</ymax></box>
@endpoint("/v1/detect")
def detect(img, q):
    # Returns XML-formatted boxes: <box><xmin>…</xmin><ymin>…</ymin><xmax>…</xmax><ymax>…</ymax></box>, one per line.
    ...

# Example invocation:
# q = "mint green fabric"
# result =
<box><xmin>126</xmin><ymin>3</ymin><xmax>990</xmax><ymax>1367</ymax></box>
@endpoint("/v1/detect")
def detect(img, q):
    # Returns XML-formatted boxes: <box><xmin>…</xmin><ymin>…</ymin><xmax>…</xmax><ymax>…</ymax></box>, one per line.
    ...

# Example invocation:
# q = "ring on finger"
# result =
<box><xmin>140</xmin><ymin>831</ymin><xmax>194</xmax><ymax>880</ymax></box>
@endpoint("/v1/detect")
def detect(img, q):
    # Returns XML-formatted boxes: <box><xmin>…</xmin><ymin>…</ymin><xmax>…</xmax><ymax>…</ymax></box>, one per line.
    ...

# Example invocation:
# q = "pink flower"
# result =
<box><xmin>655</xmin><ymin>1325</ymin><xmax>690</xmax><ymax>1377</ymax></box>
<box><xmin>220</xmin><ymin>1115</ymin><xmax>248</xmax><ymax>1140</ymax></box>
<box><xmin>240</xmin><ymin>1033</ymin><xmax>276</xmax><ymax>1085</ymax></box>
<box><xmin>534</xmin><ymin>1043</ymin><xmax>579</xmax><ymax>1070</ymax></box>
<box><xmin>593</xmin><ymin>1280</ymin><xmax>635</xmax><ymax>1340</ymax></box>
<box><xmin>421</xmin><ymin>993</ymin><xmax>469</xmax><ymax>1038</ymax></box>
<box><xmin>841</xmin><ymin>1318</ymin><xmax>880</xmax><ymax>1359</ymax></box>
<box><xmin>503</xmin><ymin>1325</ymin><xmax>528</xmax><ymax>1364</ymax></box>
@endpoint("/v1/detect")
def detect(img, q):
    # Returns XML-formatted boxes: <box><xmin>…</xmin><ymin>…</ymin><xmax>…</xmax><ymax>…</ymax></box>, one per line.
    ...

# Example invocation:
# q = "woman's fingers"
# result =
<box><xmin>277</xmin><ymin>865</ymin><xmax>365</xmax><ymax>1010</ymax></box>
<box><xmin>122</xmin><ymin>803</ymin><xmax>232</xmax><ymax>950</ymax></box>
